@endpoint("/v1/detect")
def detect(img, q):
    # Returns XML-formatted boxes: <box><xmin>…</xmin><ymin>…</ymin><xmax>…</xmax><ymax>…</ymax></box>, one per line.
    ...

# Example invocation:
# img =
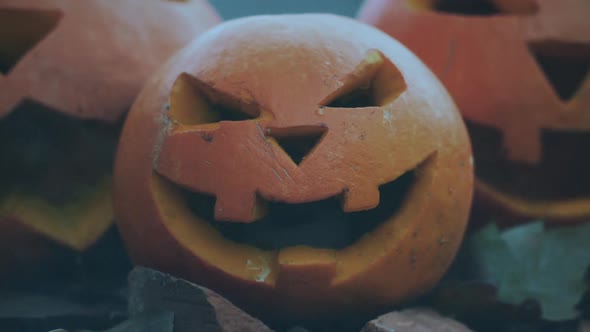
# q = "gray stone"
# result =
<box><xmin>361</xmin><ymin>308</ymin><xmax>473</xmax><ymax>332</ymax></box>
<box><xmin>128</xmin><ymin>267</ymin><xmax>273</xmax><ymax>332</ymax></box>
<box><xmin>285</xmin><ymin>326</ymin><xmax>310</xmax><ymax>332</ymax></box>
<box><xmin>105</xmin><ymin>312</ymin><xmax>174</xmax><ymax>332</ymax></box>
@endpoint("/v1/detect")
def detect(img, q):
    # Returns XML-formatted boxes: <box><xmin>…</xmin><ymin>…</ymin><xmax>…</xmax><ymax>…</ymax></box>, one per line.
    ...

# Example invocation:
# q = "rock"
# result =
<box><xmin>47</xmin><ymin>313</ymin><xmax>173</xmax><ymax>332</ymax></box>
<box><xmin>361</xmin><ymin>308</ymin><xmax>473</xmax><ymax>332</ymax></box>
<box><xmin>285</xmin><ymin>327</ymin><xmax>310</xmax><ymax>332</ymax></box>
<box><xmin>580</xmin><ymin>321</ymin><xmax>589</xmax><ymax>332</ymax></box>
<box><xmin>105</xmin><ymin>312</ymin><xmax>173</xmax><ymax>332</ymax></box>
<box><xmin>128</xmin><ymin>267</ymin><xmax>273</xmax><ymax>332</ymax></box>
<box><xmin>0</xmin><ymin>290</ymin><xmax>125</xmax><ymax>332</ymax></box>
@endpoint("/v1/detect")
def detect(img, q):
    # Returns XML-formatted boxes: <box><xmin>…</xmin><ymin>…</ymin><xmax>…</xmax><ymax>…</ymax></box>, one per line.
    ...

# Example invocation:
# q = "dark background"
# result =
<box><xmin>208</xmin><ymin>0</ymin><xmax>365</xmax><ymax>19</ymax></box>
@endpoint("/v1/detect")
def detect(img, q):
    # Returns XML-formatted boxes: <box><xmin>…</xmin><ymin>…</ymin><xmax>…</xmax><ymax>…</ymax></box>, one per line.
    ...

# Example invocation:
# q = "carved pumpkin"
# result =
<box><xmin>358</xmin><ymin>0</ymin><xmax>590</xmax><ymax>223</ymax></box>
<box><xmin>0</xmin><ymin>0</ymin><xmax>219</xmax><ymax>269</ymax></box>
<box><xmin>113</xmin><ymin>14</ymin><xmax>473</xmax><ymax>320</ymax></box>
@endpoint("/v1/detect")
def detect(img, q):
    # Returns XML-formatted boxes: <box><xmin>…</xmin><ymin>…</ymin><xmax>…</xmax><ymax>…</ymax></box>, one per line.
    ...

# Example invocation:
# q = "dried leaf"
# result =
<box><xmin>469</xmin><ymin>222</ymin><xmax>590</xmax><ymax>320</ymax></box>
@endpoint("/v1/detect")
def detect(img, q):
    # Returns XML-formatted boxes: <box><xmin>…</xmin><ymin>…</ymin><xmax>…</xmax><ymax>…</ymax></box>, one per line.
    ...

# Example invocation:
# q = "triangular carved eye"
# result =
<box><xmin>322</xmin><ymin>50</ymin><xmax>406</xmax><ymax>108</ymax></box>
<box><xmin>167</xmin><ymin>73</ymin><xmax>260</xmax><ymax>126</ymax></box>
<box><xmin>408</xmin><ymin>0</ymin><xmax>538</xmax><ymax>16</ymax></box>
<box><xmin>528</xmin><ymin>41</ymin><xmax>590</xmax><ymax>102</ymax></box>
<box><xmin>0</xmin><ymin>8</ymin><xmax>63</xmax><ymax>75</ymax></box>
<box><xmin>266</xmin><ymin>126</ymin><xmax>328</xmax><ymax>165</ymax></box>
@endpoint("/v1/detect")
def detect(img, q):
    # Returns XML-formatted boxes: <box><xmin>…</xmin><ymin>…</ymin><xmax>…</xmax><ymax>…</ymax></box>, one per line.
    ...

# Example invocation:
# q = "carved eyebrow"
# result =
<box><xmin>320</xmin><ymin>49</ymin><xmax>407</xmax><ymax>108</ymax></box>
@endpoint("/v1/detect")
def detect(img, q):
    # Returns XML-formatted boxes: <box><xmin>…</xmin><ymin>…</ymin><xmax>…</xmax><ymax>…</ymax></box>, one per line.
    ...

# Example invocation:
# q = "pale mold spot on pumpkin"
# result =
<box><xmin>246</xmin><ymin>256</ymin><xmax>271</xmax><ymax>283</ymax></box>
<box><xmin>383</xmin><ymin>110</ymin><xmax>393</xmax><ymax>123</ymax></box>
<box><xmin>383</xmin><ymin>110</ymin><xmax>395</xmax><ymax>133</ymax></box>
<box><xmin>152</xmin><ymin>111</ymin><xmax>174</xmax><ymax>169</ymax></box>
<box><xmin>439</xmin><ymin>236</ymin><xmax>450</xmax><ymax>246</ymax></box>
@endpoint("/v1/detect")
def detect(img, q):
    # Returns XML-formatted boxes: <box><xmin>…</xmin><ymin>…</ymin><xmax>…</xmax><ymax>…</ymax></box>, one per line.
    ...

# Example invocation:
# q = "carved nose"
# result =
<box><xmin>265</xmin><ymin>126</ymin><xmax>328</xmax><ymax>166</ymax></box>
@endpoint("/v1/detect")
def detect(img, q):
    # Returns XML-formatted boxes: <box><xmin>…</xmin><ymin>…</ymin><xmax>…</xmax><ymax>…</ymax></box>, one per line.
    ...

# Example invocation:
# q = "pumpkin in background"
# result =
<box><xmin>113</xmin><ymin>14</ymin><xmax>473</xmax><ymax>321</ymax></box>
<box><xmin>0</xmin><ymin>0</ymin><xmax>219</xmax><ymax>272</ymax></box>
<box><xmin>358</xmin><ymin>0</ymin><xmax>590</xmax><ymax>224</ymax></box>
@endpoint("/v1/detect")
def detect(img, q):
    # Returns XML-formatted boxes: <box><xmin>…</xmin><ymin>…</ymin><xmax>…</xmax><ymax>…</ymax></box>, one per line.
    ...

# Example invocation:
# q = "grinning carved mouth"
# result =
<box><xmin>152</xmin><ymin>49</ymin><xmax>436</xmax><ymax>250</ymax></box>
<box><xmin>0</xmin><ymin>100</ymin><xmax>120</xmax><ymax>206</ymax></box>
<box><xmin>179</xmin><ymin>169</ymin><xmax>416</xmax><ymax>250</ymax></box>
<box><xmin>0</xmin><ymin>99</ymin><xmax>120</xmax><ymax>249</ymax></box>
<box><xmin>467</xmin><ymin>120</ymin><xmax>590</xmax><ymax>201</ymax></box>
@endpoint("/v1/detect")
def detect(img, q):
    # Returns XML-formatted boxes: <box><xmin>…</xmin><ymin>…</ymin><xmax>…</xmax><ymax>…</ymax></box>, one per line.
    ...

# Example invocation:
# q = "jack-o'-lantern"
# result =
<box><xmin>0</xmin><ymin>0</ymin><xmax>219</xmax><ymax>270</ymax></box>
<box><xmin>113</xmin><ymin>14</ymin><xmax>473</xmax><ymax>321</ymax></box>
<box><xmin>358</xmin><ymin>0</ymin><xmax>590</xmax><ymax>223</ymax></box>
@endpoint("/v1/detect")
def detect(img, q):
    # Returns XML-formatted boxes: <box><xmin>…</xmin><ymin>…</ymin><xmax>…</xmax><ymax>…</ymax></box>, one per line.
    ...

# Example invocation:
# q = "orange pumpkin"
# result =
<box><xmin>358</xmin><ymin>0</ymin><xmax>590</xmax><ymax>223</ymax></box>
<box><xmin>0</xmin><ymin>0</ymin><xmax>219</xmax><ymax>270</ymax></box>
<box><xmin>113</xmin><ymin>14</ymin><xmax>473</xmax><ymax>320</ymax></box>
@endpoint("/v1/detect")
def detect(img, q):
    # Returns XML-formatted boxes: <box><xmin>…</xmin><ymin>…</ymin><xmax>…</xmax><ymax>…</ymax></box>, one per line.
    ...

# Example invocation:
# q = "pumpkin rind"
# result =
<box><xmin>114</xmin><ymin>14</ymin><xmax>473</xmax><ymax>320</ymax></box>
<box><xmin>358</xmin><ymin>0</ymin><xmax>590</xmax><ymax>223</ymax></box>
<box><xmin>0</xmin><ymin>0</ymin><xmax>220</xmax><ymax>263</ymax></box>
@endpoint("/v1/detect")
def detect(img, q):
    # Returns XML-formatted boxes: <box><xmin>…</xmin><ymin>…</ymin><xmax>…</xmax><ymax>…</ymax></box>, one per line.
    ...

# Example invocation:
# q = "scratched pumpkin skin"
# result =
<box><xmin>0</xmin><ymin>0</ymin><xmax>219</xmax><ymax>270</ymax></box>
<box><xmin>358</xmin><ymin>0</ymin><xmax>590</xmax><ymax>223</ymax></box>
<box><xmin>114</xmin><ymin>14</ymin><xmax>473</xmax><ymax>320</ymax></box>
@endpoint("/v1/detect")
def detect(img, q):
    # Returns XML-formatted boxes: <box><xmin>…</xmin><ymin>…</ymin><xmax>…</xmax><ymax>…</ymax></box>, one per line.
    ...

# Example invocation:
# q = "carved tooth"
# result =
<box><xmin>276</xmin><ymin>247</ymin><xmax>337</xmax><ymax>291</ymax></box>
